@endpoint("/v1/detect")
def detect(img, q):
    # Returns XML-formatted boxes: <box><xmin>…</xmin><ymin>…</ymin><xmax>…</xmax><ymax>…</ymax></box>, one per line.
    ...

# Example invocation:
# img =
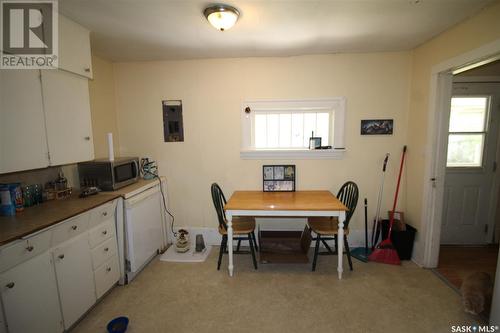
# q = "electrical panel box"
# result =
<box><xmin>162</xmin><ymin>100</ymin><xmax>184</xmax><ymax>142</ymax></box>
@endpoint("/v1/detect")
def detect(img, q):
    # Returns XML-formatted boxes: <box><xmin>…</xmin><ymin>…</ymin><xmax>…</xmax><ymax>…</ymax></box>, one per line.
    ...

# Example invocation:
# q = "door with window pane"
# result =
<box><xmin>441</xmin><ymin>83</ymin><xmax>500</xmax><ymax>244</ymax></box>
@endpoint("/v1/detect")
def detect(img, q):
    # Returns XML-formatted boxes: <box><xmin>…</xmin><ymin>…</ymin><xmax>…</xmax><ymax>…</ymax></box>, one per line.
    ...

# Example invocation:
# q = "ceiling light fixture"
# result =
<box><xmin>203</xmin><ymin>4</ymin><xmax>240</xmax><ymax>31</ymax></box>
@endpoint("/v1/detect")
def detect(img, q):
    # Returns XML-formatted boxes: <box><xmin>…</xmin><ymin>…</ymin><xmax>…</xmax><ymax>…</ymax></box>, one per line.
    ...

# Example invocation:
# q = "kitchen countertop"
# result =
<box><xmin>0</xmin><ymin>192</ymin><xmax>120</xmax><ymax>246</ymax></box>
<box><xmin>0</xmin><ymin>178</ymin><xmax>163</xmax><ymax>246</ymax></box>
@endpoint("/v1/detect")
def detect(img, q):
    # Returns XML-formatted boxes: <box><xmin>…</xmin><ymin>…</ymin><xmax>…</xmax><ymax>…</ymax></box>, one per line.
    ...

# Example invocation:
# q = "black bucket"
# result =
<box><xmin>380</xmin><ymin>220</ymin><xmax>417</xmax><ymax>260</ymax></box>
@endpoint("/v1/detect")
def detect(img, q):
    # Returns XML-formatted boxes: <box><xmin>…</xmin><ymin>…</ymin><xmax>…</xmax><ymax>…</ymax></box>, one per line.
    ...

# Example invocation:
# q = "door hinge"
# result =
<box><xmin>47</xmin><ymin>151</ymin><xmax>51</xmax><ymax>162</ymax></box>
<box><xmin>484</xmin><ymin>224</ymin><xmax>489</xmax><ymax>234</ymax></box>
<box><xmin>494</xmin><ymin>161</ymin><xmax>497</xmax><ymax>172</ymax></box>
<box><xmin>125</xmin><ymin>259</ymin><xmax>131</xmax><ymax>271</ymax></box>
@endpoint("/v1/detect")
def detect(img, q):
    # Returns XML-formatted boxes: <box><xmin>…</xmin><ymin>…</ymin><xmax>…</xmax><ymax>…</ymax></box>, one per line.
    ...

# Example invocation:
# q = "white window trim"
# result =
<box><xmin>240</xmin><ymin>98</ymin><xmax>346</xmax><ymax>160</ymax></box>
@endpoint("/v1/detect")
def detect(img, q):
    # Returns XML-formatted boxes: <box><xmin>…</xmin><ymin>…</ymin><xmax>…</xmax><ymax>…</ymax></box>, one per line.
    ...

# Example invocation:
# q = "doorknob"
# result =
<box><xmin>430</xmin><ymin>178</ymin><xmax>437</xmax><ymax>188</ymax></box>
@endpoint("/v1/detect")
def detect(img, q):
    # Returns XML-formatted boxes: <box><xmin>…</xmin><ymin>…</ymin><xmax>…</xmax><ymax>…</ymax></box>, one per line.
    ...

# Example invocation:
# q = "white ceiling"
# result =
<box><xmin>60</xmin><ymin>0</ymin><xmax>496</xmax><ymax>62</ymax></box>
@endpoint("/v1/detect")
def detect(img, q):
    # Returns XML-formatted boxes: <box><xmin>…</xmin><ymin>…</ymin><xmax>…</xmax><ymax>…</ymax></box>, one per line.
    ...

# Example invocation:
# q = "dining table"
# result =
<box><xmin>224</xmin><ymin>190</ymin><xmax>348</xmax><ymax>279</ymax></box>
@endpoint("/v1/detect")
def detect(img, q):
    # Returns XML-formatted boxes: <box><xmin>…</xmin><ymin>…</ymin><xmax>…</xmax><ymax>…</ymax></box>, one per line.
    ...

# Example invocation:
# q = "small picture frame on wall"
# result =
<box><xmin>263</xmin><ymin>165</ymin><xmax>296</xmax><ymax>192</ymax></box>
<box><xmin>361</xmin><ymin>119</ymin><xmax>394</xmax><ymax>135</ymax></box>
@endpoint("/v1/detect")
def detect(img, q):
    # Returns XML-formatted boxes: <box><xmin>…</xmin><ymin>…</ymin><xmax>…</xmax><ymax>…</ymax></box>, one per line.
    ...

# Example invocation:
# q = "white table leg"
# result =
<box><xmin>226</xmin><ymin>212</ymin><xmax>234</xmax><ymax>277</ymax></box>
<box><xmin>337</xmin><ymin>211</ymin><xmax>346</xmax><ymax>279</ymax></box>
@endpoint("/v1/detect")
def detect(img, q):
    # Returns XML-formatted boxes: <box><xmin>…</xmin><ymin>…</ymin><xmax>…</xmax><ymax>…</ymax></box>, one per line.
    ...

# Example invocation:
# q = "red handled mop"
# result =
<box><xmin>369</xmin><ymin>146</ymin><xmax>407</xmax><ymax>265</ymax></box>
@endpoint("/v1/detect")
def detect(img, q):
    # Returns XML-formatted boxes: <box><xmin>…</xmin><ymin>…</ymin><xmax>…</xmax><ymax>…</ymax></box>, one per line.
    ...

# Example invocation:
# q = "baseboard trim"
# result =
<box><xmin>170</xmin><ymin>226</ymin><xmax>371</xmax><ymax>248</ymax></box>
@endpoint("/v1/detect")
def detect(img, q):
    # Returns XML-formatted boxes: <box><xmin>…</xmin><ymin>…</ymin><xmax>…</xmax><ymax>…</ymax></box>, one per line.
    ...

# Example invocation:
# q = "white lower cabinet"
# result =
<box><xmin>0</xmin><ymin>302</ymin><xmax>6</xmax><ymax>333</ymax></box>
<box><xmin>95</xmin><ymin>255</ymin><xmax>120</xmax><ymax>299</ymax></box>
<box><xmin>53</xmin><ymin>232</ymin><xmax>97</xmax><ymax>329</ymax></box>
<box><xmin>0</xmin><ymin>251</ymin><xmax>63</xmax><ymax>333</ymax></box>
<box><xmin>0</xmin><ymin>200</ymin><xmax>119</xmax><ymax>331</ymax></box>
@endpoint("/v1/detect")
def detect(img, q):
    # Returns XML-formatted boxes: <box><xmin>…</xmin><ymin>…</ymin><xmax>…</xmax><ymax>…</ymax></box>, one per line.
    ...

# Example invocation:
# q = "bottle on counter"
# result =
<box><xmin>22</xmin><ymin>185</ymin><xmax>32</xmax><ymax>207</ymax></box>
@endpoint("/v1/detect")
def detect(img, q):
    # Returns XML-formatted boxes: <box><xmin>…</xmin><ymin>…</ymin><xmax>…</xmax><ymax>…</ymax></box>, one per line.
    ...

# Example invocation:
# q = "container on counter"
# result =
<box><xmin>55</xmin><ymin>172</ymin><xmax>68</xmax><ymax>191</ymax></box>
<box><xmin>0</xmin><ymin>183</ymin><xmax>23</xmax><ymax>216</ymax></box>
<box><xmin>12</xmin><ymin>184</ymin><xmax>23</xmax><ymax>212</ymax></box>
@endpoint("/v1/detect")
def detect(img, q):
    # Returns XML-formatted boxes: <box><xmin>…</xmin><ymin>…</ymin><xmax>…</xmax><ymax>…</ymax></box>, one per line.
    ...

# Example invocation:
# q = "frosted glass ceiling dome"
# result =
<box><xmin>203</xmin><ymin>4</ymin><xmax>240</xmax><ymax>31</ymax></box>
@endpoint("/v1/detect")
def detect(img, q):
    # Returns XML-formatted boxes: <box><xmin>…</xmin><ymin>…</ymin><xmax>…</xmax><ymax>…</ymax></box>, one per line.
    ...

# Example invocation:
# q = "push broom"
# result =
<box><xmin>369</xmin><ymin>146</ymin><xmax>407</xmax><ymax>265</ymax></box>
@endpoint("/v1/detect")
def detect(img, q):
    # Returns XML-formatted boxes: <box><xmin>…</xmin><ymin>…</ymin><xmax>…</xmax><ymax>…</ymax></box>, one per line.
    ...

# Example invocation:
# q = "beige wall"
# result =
<box><xmin>407</xmin><ymin>2</ymin><xmax>500</xmax><ymax>262</ymax></box>
<box><xmin>113</xmin><ymin>53</ymin><xmax>411</xmax><ymax>231</ymax></box>
<box><xmin>88</xmin><ymin>56</ymin><xmax>120</xmax><ymax>158</ymax></box>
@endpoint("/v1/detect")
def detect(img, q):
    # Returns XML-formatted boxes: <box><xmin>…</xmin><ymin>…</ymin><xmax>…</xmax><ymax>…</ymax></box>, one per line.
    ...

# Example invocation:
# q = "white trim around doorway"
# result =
<box><xmin>420</xmin><ymin>37</ymin><xmax>500</xmax><ymax>269</ymax></box>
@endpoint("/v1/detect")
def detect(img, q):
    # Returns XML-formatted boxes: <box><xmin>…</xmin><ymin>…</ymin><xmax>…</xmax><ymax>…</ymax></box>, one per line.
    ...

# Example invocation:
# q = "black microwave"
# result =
<box><xmin>78</xmin><ymin>157</ymin><xmax>139</xmax><ymax>191</ymax></box>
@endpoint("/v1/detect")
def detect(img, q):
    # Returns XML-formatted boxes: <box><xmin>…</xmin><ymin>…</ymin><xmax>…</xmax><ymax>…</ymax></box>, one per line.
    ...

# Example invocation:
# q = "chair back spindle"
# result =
<box><xmin>337</xmin><ymin>181</ymin><xmax>359</xmax><ymax>228</ymax></box>
<box><xmin>211</xmin><ymin>183</ymin><xmax>228</xmax><ymax>231</ymax></box>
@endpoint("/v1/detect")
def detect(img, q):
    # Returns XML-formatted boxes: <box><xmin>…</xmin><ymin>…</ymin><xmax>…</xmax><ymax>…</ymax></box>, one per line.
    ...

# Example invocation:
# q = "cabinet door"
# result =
<box><xmin>58</xmin><ymin>15</ymin><xmax>92</xmax><ymax>78</ymax></box>
<box><xmin>0</xmin><ymin>70</ymin><xmax>49</xmax><ymax>174</ymax></box>
<box><xmin>0</xmin><ymin>252</ymin><xmax>63</xmax><ymax>333</ymax></box>
<box><xmin>41</xmin><ymin>70</ymin><xmax>94</xmax><ymax>166</ymax></box>
<box><xmin>0</xmin><ymin>298</ymin><xmax>6</xmax><ymax>333</ymax></box>
<box><xmin>53</xmin><ymin>233</ymin><xmax>96</xmax><ymax>329</ymax></box>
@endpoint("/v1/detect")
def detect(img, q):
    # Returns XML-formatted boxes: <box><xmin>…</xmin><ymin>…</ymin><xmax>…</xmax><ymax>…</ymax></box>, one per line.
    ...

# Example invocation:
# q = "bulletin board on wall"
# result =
<box><xmin>262</xmin><ymin>165</ymin><xmax>296</xmax><ymax>192</ymax></box>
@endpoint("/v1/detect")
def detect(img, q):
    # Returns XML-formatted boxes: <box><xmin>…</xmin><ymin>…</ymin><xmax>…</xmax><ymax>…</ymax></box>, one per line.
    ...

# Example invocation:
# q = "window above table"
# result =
<box><xmin>240</xmin><ymin>98</ymin><xmax>346</xmax><ymax>159</ymax></box>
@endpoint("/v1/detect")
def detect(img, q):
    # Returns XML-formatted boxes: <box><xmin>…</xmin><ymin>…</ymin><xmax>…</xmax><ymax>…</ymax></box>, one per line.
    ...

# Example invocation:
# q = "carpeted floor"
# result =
<box><xmin>436</xmin><ymin>245</ymin><xmax>498</xmax><ymax>290</ymax></box>
<box><xmin>72</xmin><ymin>249</ymin><xmax>482</xmax><ymax>333</ymax></box>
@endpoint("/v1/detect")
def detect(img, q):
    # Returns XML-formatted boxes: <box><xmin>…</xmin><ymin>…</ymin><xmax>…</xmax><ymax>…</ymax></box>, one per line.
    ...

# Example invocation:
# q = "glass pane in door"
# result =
<box><xmin>446</xmin><ymin>134</ymin><xmax>484</xmax><ymax>167</ymax></box>
<box><xmin>449</xmin><ymin>97</ymin><xmax>488</xmax><ymax>132</ymax></box>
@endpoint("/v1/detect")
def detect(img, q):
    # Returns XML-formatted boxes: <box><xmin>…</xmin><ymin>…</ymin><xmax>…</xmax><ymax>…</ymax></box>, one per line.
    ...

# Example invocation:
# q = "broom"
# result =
<box><xmin>369</xmin><ymin>146</ymin><xmax>407</xmax><ymax>265</ymax></box>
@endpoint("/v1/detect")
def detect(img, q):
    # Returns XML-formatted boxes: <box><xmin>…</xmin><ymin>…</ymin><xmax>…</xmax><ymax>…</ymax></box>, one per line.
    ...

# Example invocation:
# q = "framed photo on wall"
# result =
<box><xmin>262</xmin><ymin>165</ymin><xmax>296</xmax><ymax>192</ymax></box>
<box><xmin>361</xmin><ymin>119</ymin><xmax>394</xmax><ymax>135</ymax></box>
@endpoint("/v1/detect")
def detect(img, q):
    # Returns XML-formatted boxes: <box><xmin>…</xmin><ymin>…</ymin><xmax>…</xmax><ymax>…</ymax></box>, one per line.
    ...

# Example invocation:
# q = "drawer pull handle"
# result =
<box><xmin>5</xmin><ymin>282</ymin><xmax>15</xmax><ymax>289</ymax></box>
<box><xmin>106</xmin><ymin>267</ymin><xmax>111</xmax><ymax>272</ymax></box>
<box><xmin>102</xmin><ymin>230</ymin><xmax>108</xmax><ymax>235</ymax></box>
<box><xmin>71</xmin><ymin>225</ymin><xmax>78</xmax><ymax>230</ymax></box>
<box><xmin>84</xmin><ymin>136</ymin><xmax>91</xmax><ymax>141</ymax></box>
<box><xmin>104</xmin><ymin>247</ymin><xmax>109</xmax><ymax>252</ymax></box>
<box><xmin>58</xmin><ymin>254</ymin><xmax>65</xmax><ymax>260</ymax></box>
<box><xmin>84</xmin><ymin>67</ymin><xmax>91</xmax><ymax>72</ymax></box>
<box><xmin>102</xmin><ymin>212</ymin><xmax>108</xmax><ymax>216</ymax></box>
<box><xmin>26</xmin><ymin>245</ymin><xmax>34</xmax><ymax>252</ymax></box>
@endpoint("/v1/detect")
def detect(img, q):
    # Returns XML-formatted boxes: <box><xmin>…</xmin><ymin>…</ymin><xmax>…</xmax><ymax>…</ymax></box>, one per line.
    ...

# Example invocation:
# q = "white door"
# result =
<box><xmin>490</xmin><ymin>244</ymin><xmax>500</xmax><ymax>325</ymax></box>
<box><xmin>41</xmin><ymin>69</ymin><xmax>94</xmax><ymax>166</ymax></box>
<box><xmin>0</xmin><ymin>252</ymin><xmax>63</xmax><ymax>333</ymax></box>
<box><xmin>441</xmin><ymin>83</ymin><xmax>500</xmax><ymax>244</ymax></box>
<box><xmin>0</xmin><ymin>70</ymin><xmax>49</xmax><ymax>174</ymax></box>
<box><xmin>53</xmin><ymin>233</ymin><xmax>96</xmax><ymax>329</ymax></box>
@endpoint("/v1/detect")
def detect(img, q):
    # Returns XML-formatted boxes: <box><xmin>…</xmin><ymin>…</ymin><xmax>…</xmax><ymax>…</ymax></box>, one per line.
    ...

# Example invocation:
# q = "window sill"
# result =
<box><xmin>240</xmin><ymin>149</ymin><xmax>346</xmax><ymax>160</ymax></box>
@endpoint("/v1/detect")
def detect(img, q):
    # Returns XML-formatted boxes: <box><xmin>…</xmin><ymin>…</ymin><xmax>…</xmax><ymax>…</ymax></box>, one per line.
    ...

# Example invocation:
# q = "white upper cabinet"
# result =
<box><xmin>41</xmin><ymin>69</ymin><xmax>94</xmax><ymax>166</ymax></box>
<box><xmin>58</xmin><ymin>15</ymin><xmax>93</xmax><ymax>79</ymax></box>
<box><xmin>0</xmin><ymin>70</ymin><xmax>50</xmax><ymax>174</ymax></box>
